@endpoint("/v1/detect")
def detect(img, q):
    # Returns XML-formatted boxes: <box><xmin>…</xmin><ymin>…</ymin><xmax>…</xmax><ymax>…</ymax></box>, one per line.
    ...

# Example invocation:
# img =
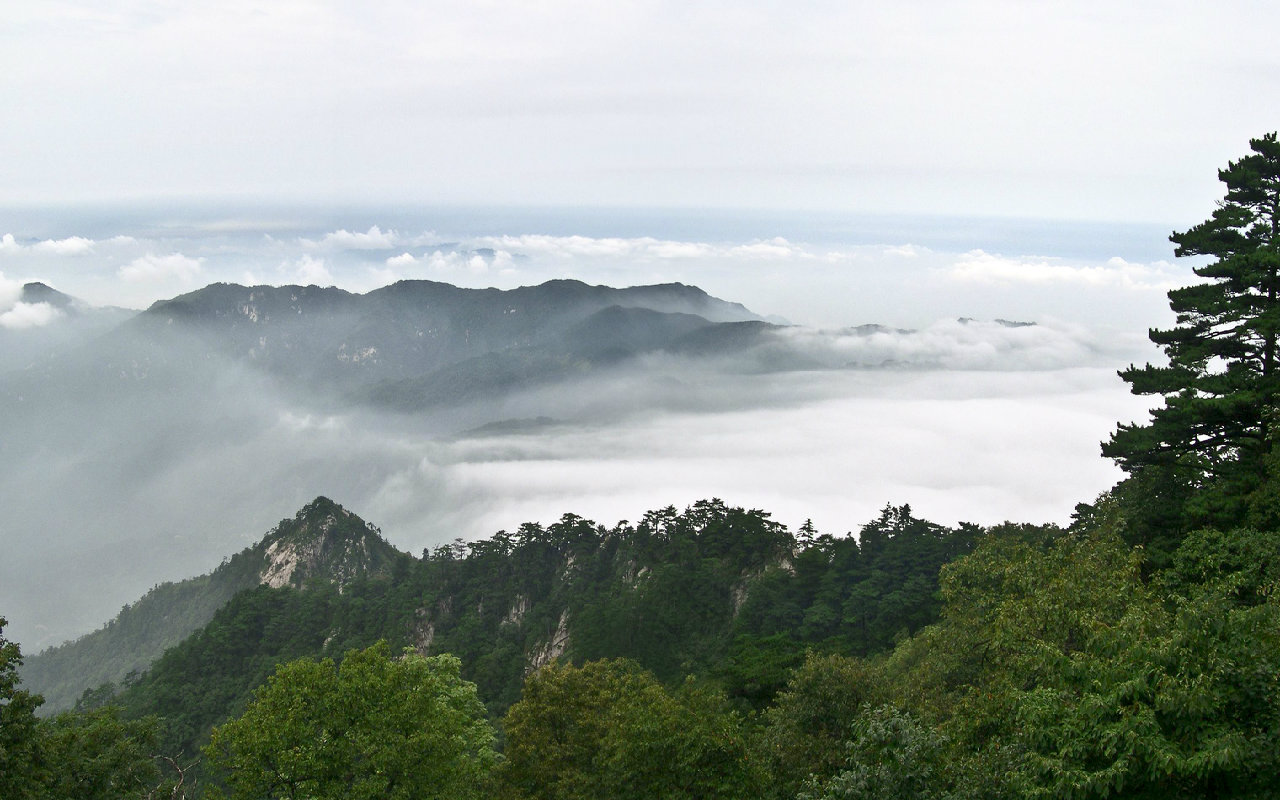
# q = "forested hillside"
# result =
<box><xmin>5</xmin><ymin>135</ymin><xmax>1280</xmax><ymax>799</ymax></box>
<box><xmin>21</xmin><ymin>497</ymin><xmax>408</xmax><ymax>712</ymax></box>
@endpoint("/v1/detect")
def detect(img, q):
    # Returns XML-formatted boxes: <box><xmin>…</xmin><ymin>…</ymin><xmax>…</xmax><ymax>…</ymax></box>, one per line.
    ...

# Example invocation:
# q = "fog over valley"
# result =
<box><xmin>0</xmin><ymin>206</ymin><xmax>1181</xmax><ymax>650</ymax></box>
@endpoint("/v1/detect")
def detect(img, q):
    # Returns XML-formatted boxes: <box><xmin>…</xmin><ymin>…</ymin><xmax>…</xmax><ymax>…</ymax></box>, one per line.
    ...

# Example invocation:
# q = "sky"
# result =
<box><xmin>2</xmin><ymin>1</ymin><xmax>1278</xmax><ymax>221</ymax></box>
<box><xmin>1</xmin><ymin>1</ymin><xmax>1276</xmax><ymax>649</ymax></box>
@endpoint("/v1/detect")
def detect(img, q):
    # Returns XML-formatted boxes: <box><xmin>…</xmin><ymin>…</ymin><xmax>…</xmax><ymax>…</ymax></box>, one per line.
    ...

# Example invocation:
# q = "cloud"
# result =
<box><xmin>285</xmin><ymin>255</ymin><xmax>334</xmax><ymax>285</ymax></box>
<box><xmin>884</xmin><ymin>244</ymin><xmax>923</xmax><ymax>258</ymax></box>
<box><xmin>947</xmin><ymin>250</ymin><xmax>1186</xmax><ymax>291</ymax></box>
<box><xmin>413</xmin><ymin>249</ymin><xmax>509</xmax><ymax>276</ymax></box>
<box><xmin>358</xmin><ymin>366</ymin><xmax>1151</xmax><ymax>561</ymax></box>
<box><xmin>0</xmin><ymin>273</ymin><xmax>21</xmax><ymax>309</ymax></box>
<box><xmin>0</xmin><ymin>302</ymin><xmax>63</xmax><ymax>330</ymax></box>
<box><xmin>119</xmin><ymin>253</ymin><xmax>205</xmax><ymax>283</ymax></box>
<box><xmin>0</xmin><ymin>234</ymin><xmax>137</xmax><ymax>257</ymax></box>
<box><xmin>33</xmin><ymin>236</ymin><xmax>95</xmax><ymax>255</ymax></box>
<box><xmin>470</xmin><ymin>233</ymin><xmax>810</xmax><ymax>263</ymax></box>
<box><xmin>305</xmin><ymin>225</ymin><xmax>401</xmax><ymax>251</ymax></box>
<box><xmin>772</xmin><ymin>318</ymin><xmax>1125</xmax><ymax>371</ymax></box>
<box><xmin>728</xmin><ymin>237</ymin><xmax>797</xmax><ymax>259</ymax></box>
<box><xmin>386</xmin><ymin>252</ymin><xmax>418</xmax><ymax>267</ymax></box>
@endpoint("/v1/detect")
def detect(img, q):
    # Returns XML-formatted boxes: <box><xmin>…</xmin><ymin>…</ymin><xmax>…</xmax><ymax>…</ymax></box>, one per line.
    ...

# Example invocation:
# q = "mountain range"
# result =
<box><xmin>3</xmin><ymin>278</ymin><xmax>783</xmax><ymax>412</ymax></box>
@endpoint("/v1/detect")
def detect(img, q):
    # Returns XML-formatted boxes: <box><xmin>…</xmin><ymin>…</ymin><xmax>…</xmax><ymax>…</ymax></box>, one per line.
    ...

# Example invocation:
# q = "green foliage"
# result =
<box><xmin>870</xmin><ymin>525</ymin><xmax>1280</xmax><ymax>798</ymax></box>
<box><xmin>22</xmin><ymin>572</ymin><xmax>253</xmax><ymax>715</ymax></box>
<box><xmin>36</xmin><ymin>707</ymin><xmax>173</xmax><ymax>800</ymax></box>
<box><xmin>1</xmin><ymin>616</ymin><xmax>45</xmax><ymax>799</ymax></box>
<box><xmin>756</xmin><ymin>652</ymin><xmax>879</xmax><ymax>800</ymax></box>
<box><xmin>499</xmin><ymin>659</ymin><xmax>758</xmax><ymax>800</ymax></box>
<box><xmin>1105</xmin><ymin>132</ymin><xmax>1280</xmax><ymax>530</ymax></box>
<box><xmin>205</xmin><ymin>641</ymin><xmax>496</xmax><ymax>800</ymax></box>
<box><xmin>802</xmin><ymin>705</ymin><xmax>955</xmax><ymax>800</ymax></box>
<box><xmin>117</xmin><ymin>584</ymin><xmax>341</xmax><ymax>760</ymax></box>
<box><xmin>712</xmin><ymin>633</ymin><xmax>808</xmax><ymax>710</ymax></box>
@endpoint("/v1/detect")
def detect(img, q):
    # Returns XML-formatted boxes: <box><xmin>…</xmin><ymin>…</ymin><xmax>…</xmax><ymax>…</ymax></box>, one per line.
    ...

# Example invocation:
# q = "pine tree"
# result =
<box><xmin>1104</xmin><ymin>132</ymin><xmax>1280</xmax><ymax>526</ymax></box>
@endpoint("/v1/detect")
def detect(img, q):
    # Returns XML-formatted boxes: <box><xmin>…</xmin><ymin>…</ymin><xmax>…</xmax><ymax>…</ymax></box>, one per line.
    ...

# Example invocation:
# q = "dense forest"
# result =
<box><xmin>5</xmin><ymin>135</ymin><xmax>1280</xmax><ymax>799</ymax></box>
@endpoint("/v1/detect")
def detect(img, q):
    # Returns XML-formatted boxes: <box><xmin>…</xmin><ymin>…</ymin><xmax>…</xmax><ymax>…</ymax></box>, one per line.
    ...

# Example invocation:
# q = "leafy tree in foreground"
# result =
<box><xmin>1104</xmin><ymin>132</ymin><xmax>1280</xmax><ymax>530</ymax></box>
<box><xmin>755</xmin><ymin>652</ymin><xmax>879</xmax><ymax>800</ymax></box>
<box><xmin>37</xmin><ymin>707</ymin><xmax>170</xmax><ymax>800</ymax></box>
<box><xmin>500</xmin><ymin>659</ymin><xmax>759</xmax><ymax>800</ymax></box>
<box><xmin>204</xmin><ymin>642</ymin><xmax>497</xmax><ymax>800</ymax></box>
<box><xmin>801</xmin><ymin>705</ymin><xmax>955</xmax><ymax>800</ymax></box>
<box><xmin>876</xmin><ymin>526</ymin><xmax>1280</xmax><ymax>798</ymax></box>
<box><xmin>1</xmin><ymin>616</ymin><xmax>44</xmax><ymax>798</ymax></box>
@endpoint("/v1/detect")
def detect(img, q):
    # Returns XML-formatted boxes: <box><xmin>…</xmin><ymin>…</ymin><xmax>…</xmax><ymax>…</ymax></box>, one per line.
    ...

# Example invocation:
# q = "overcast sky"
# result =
<box><xmin>3</xmin><ymin>1</ymin><xmax>1278</xmax><ymax>222</ymax></box>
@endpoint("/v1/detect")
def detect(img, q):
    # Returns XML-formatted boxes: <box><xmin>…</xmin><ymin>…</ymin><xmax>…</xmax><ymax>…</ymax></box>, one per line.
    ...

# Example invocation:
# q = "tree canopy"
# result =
<box><xmin>1</xmin><ymin>617</ymin><xmax>44</xmax><ymax>799</ymax></box>
<box><xmin>204</xmin><ymin>642</ymin><xmax>497</xmax><ymax>800</ymax></box>
<box><xmin>1105</xmin><ymin>132</ymin><xmax>1280</xmax><ymax>528</ymax></box>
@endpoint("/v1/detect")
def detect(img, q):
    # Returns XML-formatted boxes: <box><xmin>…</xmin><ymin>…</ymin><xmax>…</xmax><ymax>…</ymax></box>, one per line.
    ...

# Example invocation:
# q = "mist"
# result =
<box><xmin>0</xmin><ymin>206</ymin><xmax>1183</xmax><ymax>650</ymax></box>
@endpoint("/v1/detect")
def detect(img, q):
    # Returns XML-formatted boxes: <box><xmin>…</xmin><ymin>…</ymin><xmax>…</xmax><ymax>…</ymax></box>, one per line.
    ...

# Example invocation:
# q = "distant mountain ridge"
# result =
<box><xmin>21</xmin><ymin>497</ymin><xmax>407</xmax><ymax>713</ymax></box>
<box><xmin>90</xmin><ymin>278</ymin><xmax>761</xmax><ymax>409</ymax></box>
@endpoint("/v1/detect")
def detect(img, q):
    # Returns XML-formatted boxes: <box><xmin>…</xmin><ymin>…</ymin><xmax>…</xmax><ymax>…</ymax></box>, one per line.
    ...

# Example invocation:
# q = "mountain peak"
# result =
<box><xmin>255</xmin><ymin>497</ymin><xmax>403</xmax><ymax>590</ymax></box>
<box><xmin>20</xmin><ymin>282</ymin><xmax>76</xmax><ymax>309</ymax></box>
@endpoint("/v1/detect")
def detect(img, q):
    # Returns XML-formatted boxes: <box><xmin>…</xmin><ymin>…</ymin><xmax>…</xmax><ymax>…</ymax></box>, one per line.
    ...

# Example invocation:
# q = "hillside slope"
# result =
<box><xmin>83</xmin><ymin>498</ymin><xmax>992</xmax><ymax>762</ymax></box>
<box><xmin>22</xmin><ymin>497</ymin><xmax>407</xmax><ymax>712</ymax></box>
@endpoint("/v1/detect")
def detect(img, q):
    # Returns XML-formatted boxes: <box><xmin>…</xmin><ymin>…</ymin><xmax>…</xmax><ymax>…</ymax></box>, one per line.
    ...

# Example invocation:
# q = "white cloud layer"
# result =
<box><xmin>0</xmin><ymin>272</ymin><xmax>21</xmax><ymax>309</ymax></box>
<box><xmin>33</xmin><ymin>236</ymin><xmax>95</xmax><ymax>256</ymax></box>
<box><xmin>118</xmin><ymin>253</ymin><xmax>205</xmax><ymax>283</ymax></box>
<box><xmin>304</xmin><ymin>226</ymin><xmax>403</xmax><ymax>251</ymax></box>
<box><xmin>947</xmin><ymin>250</ymin><xmax>1187</xmax><ymax>292</ymax></box>
<box><xmin>775</xmin><ymin>318</ymin><xmax>1125</xmax><ymax>371</ymax></box>
<box><xmin>0</xmin><ymin>302</ymin><xmax>63</xmax><ymax>329</ymax></box>
<box><xmin>285</xmin><ymin>254</ymin><xmax>335</xmax><ymax>285</ymax></box>
<box><xmin>471</xmin><ymin>234</ymin><xmax>814</xmax><ymax>263</ymax></box>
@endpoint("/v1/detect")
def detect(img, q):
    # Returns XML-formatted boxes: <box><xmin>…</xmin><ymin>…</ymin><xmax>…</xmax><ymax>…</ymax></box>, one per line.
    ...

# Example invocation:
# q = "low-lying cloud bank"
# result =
<box><xmin>0</xmin><ymin>208</ymin><xmax>1179</xmax><ymax>651</ymax></box>
<box><xmin>0</xmin><ymin>326</ymin><xmax>1153</xmax><ymax>652</ymax></box>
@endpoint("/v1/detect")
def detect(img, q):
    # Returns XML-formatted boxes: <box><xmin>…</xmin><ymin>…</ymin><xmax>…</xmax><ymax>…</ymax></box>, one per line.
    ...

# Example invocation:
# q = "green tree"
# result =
<box><xmin>204</xmin><ymin>641</ymin><xmax>497</xmax><ymax>800</ymax></box>
<box><xmin>1104</xmin><ymin>132</ymin><xmax>1280</xmax><ymax>528</ymax></box>
<box><xmin>875</xmin><ymin>526</ymin><xmax>1280</xmax><ymax>798</ymax></box>
<box><xmin>756</xmin><ymin>652</ymin><xmax>878</xmax><ymax>800</ymax></box>
<box><xmin>499</xmin><ymin>659</ymin><xmax>759</xmax><ymax>800</ymax></box>
<box><xmin>1</xmin><ymin>616</ymin><xmax>45</xmax><ymax>799</ymax></box>
<box><xmin>36</xmin><ymin>708</ymin><xmax>172</xmax><ymax>800</ymax></box>
<box><xmin>801</xmin><ymin>705</ymin><xmax>955</xmax><ymax>800</ymax></box>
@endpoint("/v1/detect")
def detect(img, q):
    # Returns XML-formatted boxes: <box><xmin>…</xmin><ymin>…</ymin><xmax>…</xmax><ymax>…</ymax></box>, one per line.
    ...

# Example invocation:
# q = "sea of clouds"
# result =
<box><xmin>0</xmin><ymin>207</ymin><xmax>1189</xmax><ymax>649</ymax></box>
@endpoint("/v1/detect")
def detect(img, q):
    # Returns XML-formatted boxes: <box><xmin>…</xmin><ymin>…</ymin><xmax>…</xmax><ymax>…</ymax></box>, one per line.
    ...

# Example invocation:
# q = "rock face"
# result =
<box><xmin>253</xmin><ymin>497</ymin><xmax>403</xmax><ymax>590</ymax></box>
<box><xmin>528</xmin><ymin>610</ymin><xmax>571</xmax><ymax>672</ymax></box>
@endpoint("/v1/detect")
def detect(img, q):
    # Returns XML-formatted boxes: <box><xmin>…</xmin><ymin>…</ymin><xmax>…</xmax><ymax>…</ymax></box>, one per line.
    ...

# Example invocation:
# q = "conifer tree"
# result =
<box><xmin>1104</xmin><ymin>132</ymin><xmax>1280</xmax><ymax>525</ymax></box>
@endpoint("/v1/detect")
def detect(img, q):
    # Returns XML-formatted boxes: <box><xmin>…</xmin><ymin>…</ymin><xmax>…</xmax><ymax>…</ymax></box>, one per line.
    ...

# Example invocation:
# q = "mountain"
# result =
<box><xmin>0</xmin><ymin>283</ymin><xmax>135</xmax><ymax>374</ymax></box>
<box><xmin>127</xmin><ymin>279</ymin><xmax>762</xmax><ymax>399</ymax></box>
<box><xmin>20</xmin><ymin>282</ymin><xmax>77</xmax><ymax>309</ymax></box>
<box><xmin>2</xmin><ymin>278</ymin><xmax>770</xmax><ymax>419</ymax></box>
<box><xmin>21</xmin><ymin>497</ymin><xmax>407</xmax><ymax>713</ymax></box>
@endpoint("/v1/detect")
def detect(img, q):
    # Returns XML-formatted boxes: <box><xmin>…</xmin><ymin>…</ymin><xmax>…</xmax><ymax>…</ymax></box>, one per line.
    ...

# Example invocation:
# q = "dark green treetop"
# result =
<box><xmin>1104</xmin><ymin>132</ymin><xmax>1280</xmax><ymax>526</ymax></box>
